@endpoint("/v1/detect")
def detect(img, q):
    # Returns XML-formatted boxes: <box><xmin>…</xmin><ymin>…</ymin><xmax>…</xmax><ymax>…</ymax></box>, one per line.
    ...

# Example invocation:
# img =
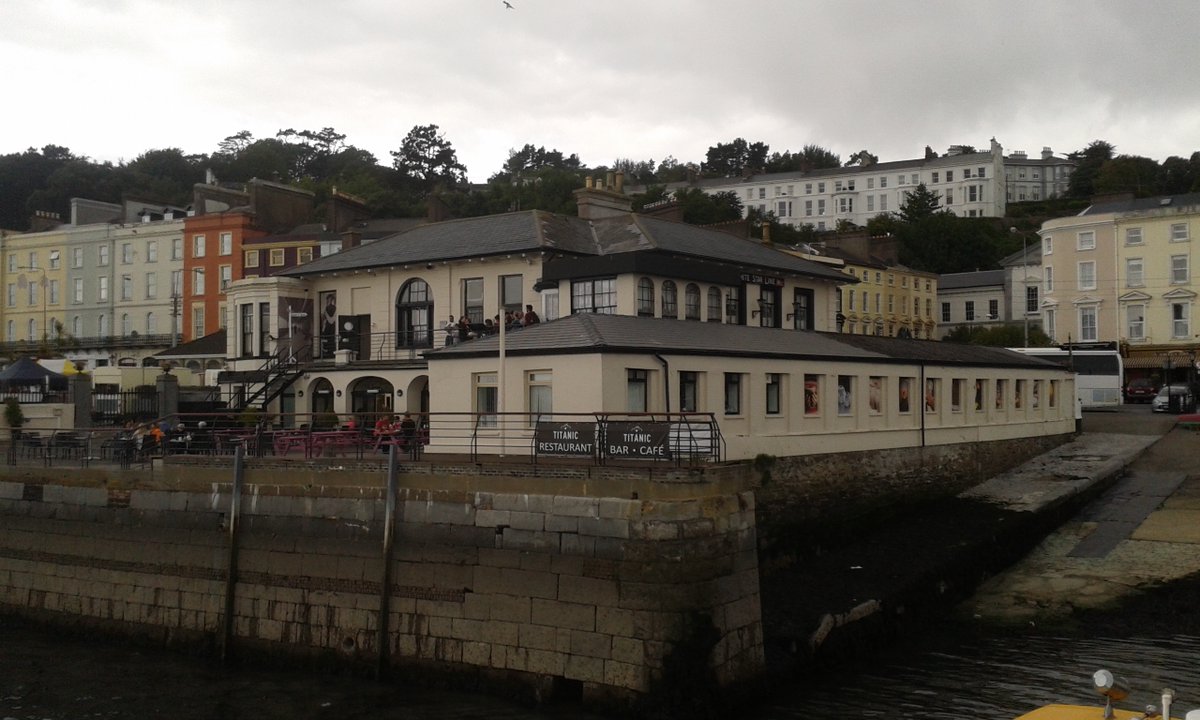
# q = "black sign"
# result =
<box><xmin>604</xmin><ymin>421</ymin><xmax>671</xmax><ymax>460</ymax></box>
<box><xmin>534</xmin><ymin>422</ymin><xmax>596</xmax><ymax>457</ymax></box>
<box><xmin>740</xmin><ymin>273</ymin><xmax>785</xmax><ymax>287</ymax></box>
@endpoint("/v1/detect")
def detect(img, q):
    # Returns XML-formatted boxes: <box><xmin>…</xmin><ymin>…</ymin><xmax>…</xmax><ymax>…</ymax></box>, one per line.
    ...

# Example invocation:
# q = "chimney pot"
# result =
<box><xmin>606</xmin><ymin>171</ymin><xmax>615</xmax><ymax>190</ymax></box>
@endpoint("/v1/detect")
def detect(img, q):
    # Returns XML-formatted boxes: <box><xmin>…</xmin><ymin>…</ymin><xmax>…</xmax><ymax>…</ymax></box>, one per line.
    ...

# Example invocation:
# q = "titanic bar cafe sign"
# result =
<box><xmin>534</xmin><ymin>422</ymin><xmax>597</xmax><ymax>457</ymax></box>
<box><xmin>603</xmin><ymin>421</ymin><xmax>672</xmax><ymax>460</ymax></box>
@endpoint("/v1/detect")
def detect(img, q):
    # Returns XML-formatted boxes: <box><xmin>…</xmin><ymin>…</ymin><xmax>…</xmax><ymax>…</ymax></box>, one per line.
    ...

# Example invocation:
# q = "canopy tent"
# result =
<box><xmin>0</xmin><ymin>357</ymin><xmax>68</xmax><ymax>391</ymax></box>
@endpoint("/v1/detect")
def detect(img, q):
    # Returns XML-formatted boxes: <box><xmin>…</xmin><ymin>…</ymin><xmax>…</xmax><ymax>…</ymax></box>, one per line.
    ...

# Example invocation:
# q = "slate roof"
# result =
<box><xmin>938</xmin><ymin>270</ymin><xmax>1005</xmax><ymax>290</ymax></box>
<box><xmin>1082</xmin><ymin>192</ymin><xmax>1200</xmax><ymax>216</ymax></box>
<box><xmin>425</xmin><ymin>314</ymin><xmax>1053</xmax><ymax>369</ymax></box>
<box><xmin>155</xmin><ymin>329</ymin><xmax>227</xmax><ymax>359</ymax></box>
<box><xmin>283</xmin><ymin>210</ymin><xmax>850</xmax><ymax>284</ymax></box>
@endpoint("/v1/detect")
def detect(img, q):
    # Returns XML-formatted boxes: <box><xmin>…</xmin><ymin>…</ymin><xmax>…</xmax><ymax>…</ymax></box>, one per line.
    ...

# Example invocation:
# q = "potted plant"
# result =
<box><xmin>4</xmin><ymin>397</ymin><xmax>25</xmax><ymax>439</ymax></box>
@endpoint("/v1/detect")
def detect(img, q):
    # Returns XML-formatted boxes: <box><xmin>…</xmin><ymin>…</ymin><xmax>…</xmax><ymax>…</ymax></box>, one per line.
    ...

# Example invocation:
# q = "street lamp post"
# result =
<box><xmin>17</xmin><ymin>265</ymin><xmax>48</xmax><ymax>344</ymax></box>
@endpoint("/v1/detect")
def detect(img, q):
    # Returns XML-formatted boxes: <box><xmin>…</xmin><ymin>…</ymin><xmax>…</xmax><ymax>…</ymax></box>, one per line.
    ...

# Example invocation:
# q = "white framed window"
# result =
<box><xmin>97</xmin><ymin>276</ymin><xmax>108</xmax><ymax>302</ymax></box>
<box><xmin>191</xmin><ymin>305</ymin><xmax>205</xmax><ymax>340</ymax></box>
<box><xmin>1043</xmin><ymin>237</ymin><xmax>1053</xmax><ymax>255</ymax></box>
<box><xmin>121</xmin><ymin>242</ymin><xmax>133</xmax><ymax>264</ymax></box>
<box><xmin>1125</xmin><ymin>227</ymin><xmax>1143</xmax><ymax>245</ymax></box>
<box><xmin>1171</xmin><ymin>223</ymin><xmax>1189</xmax><ymax>242</ymax></box>
<box><xmin>220</xmin><ymin>265</ymin><xmax>232</xmax><ymax>291</ymax></box>
<box><xmin>146</xmin><ymin>240</ymin><xmax>158</xmax><ymax>262</ymax></box>
<box><xmin>72</xmin><ymin>316</ymin><xmax>81</xmax><ymax>338</ymax></box>
<box><xmin>193</xmin><ymin>268</ymin><xmax>205</xmax><ymax>295</ymax></box>
<box><xmin>73</xmin><ymin>278</ymin><xmax>83</xmax><ymax>303</ymax></box>
<box><xmin>1077</xmin><ymin>231</ymin><xmax>1095</xmax><ymax>251</ymax></box>
<box><xmin>121</xmin><ymin>313</ymin><xmax>131</xmax><ymax>337</ymax></box>
<box><xmin>146</xmin><ymin>272</ymin><xmax>157</xmax><ymax>299</ymax></box>
<box><xmin>1126</xmin><ymin>258</ymin><xmax>1144</xmax><ymax>287</ymax></box>
<box><xmin>1045</xmin><ymin>266</ymin><xmax>1054</xmax><ymax>292</ymax></box>
<box><xmin>170</xmin><ymin>270</ymin><xmax>182</xmax><ymax>297</ymax></box>
<box><xmin>245</xmin><ymin>250</ymin><xmax>260</xmax><ymax>268</ymax></box>
<box><xmin>48</xmin><ymin>250</ymin><xmax>60</xmax><ymax>269</ymax></box>
<box><xmin>766</xmin><ymin>373</ymin><xmax>782</xmax><ymax>415</ymax></box>
<box><xmin>1171</xmin><ymin>255</ymin><xmax>1189</xmax><ymax>284</ymax></box>
<box><xmin>172</xmin><ymin>238</ymin><xmax>183</xmax><ymax>260</ymax></box>
<box><xmin>193</xmin><ymin>234</ymin><xmax>206</xmax><ymax>258</ymax></box>
<box><xmin>219</xmin><ymin>232</ymin><xmax>233</xmax><ymax>255</ymax></box>
<box><xmin>121</xmin><ymin>275</ymin><xmax>132</xmax><ymax>301</ymax></box>
<box><xmin>98</xmin><ymin>245</ymin><xmax>109</xmax><ymax>266</ymax></box>
<box><xmin>48</xmin><ymin>279</ymin><xmax>59</xmax><ymax>305</ymax></box>
<box><xmin>72</xmin><ymin>247</ymin><xmax>84</xmax><ymax>268</ymax></box>
<box><xmin>1045</xmin><ymin>308</ymin><xmax>1056</xmax><ymax>341</ymax></box>
<box><xmin>269</xmin><ymin>249</ymin><xmax>285</xmax><ymax>266</ymax></box>
<box><xmin>1079</xmin><ymin>305</ymin><xmax>1098</xmax><ymax>342</ymax></box>
<box><xmin>1172</xmin><ymin>302</ymin><xmax>1190</xmax><ymax>338</ymax></box>
<box><xmin>146</xmin><ymin>312</ymin><xmax>157</xmax><ymax>335</ymax></box>
<box><xmin>1127</xmin><ymin>304</ymin><xmax>1145</xmax><ymax>340</ymax></box>
<box><xmin>1078</xmin><ymin>261</ymin><xmax>1096</xmax><ymax>290</ymax></box>
<box><xmin>527</xmin><ymin>371</ymin><xmax>552</xmax><ymax>425</ymax></box>
<box><xmin>297</xmin><ymin>247</ymin><xmax>313</xmax><ymax>264</ymax></box>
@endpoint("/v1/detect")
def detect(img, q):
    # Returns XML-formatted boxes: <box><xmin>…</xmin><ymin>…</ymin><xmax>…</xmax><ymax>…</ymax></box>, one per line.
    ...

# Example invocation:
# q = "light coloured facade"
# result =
<box><xmin>936</xmin><ymin>245</ymin><xmax>1042</xmax><ymax>340</ymax></box>
<box><xmin>1039</xmin><ymin>193</ymin><xmax>1200</xmax><ymax>382</ymax></box>
<box><xmin>1004</xmin><ymin>147</ymin><xmax>1073</xmax><ymax>202</ymax></box>
<box><xmin>422</xmin><ymin>315</ymin><xmax>1076</xmax><ymax>461</ymax></box>
<box><xmin>834</xmin><ymin>260</ymin><xmax>938</xmax><ymax>339</ymax></box>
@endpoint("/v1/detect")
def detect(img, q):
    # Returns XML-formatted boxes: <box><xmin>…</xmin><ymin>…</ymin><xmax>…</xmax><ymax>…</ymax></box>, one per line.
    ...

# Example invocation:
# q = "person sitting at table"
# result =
<box><xmin>399</xmin><ymin>413</ymin><xmax>418</xmax><ymax>458</ymax></box>
<box><xmin>374</xmin><ymin>415</ymin><xmax>394</xmax><ymax>436</ymax></box>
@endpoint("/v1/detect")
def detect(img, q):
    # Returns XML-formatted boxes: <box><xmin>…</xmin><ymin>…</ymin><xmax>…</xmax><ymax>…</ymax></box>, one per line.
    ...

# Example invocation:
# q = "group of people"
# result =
<box><xmin>443</xmin><ymin>304</ymin><xmax>541</xmax><ymax>345</ymax></box>
<box><xmin>117</xmin><ymin>418</ymin><xmax>213</xmax><ymax>457</ymax></box>
<box><xmin>373</xmin><ymin>412</ymin><xmax>423</xmax><ymax>458</ymax></box>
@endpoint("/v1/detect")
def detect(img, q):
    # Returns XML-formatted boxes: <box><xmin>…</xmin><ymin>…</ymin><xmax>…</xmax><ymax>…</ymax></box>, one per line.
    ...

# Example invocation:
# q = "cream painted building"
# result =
<box><xmin>1040</xmin><ymin>192</ymin><xmax>1200</xmax><ymax>379</ymax></box>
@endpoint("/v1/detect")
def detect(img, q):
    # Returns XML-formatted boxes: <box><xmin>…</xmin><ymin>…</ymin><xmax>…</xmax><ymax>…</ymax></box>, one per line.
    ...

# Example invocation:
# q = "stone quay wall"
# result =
<box><xmin>0</xmin><ymin>460</ymin><xmax>762</xmax><ymax>709</ymax></box>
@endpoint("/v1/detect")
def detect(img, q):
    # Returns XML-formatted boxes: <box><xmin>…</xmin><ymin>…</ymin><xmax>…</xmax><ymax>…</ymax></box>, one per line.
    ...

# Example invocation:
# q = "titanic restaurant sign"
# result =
<box><xmin>534</xmin><ymin>422</ymin><xmax>597</xmax><ymax>457</ymax></box>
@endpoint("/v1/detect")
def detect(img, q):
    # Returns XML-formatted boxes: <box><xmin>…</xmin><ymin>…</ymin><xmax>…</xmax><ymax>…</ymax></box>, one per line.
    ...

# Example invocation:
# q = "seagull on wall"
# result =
<box><xmin>503</xmin><ymin>1</ymin><xmax>514</xmax><ymax>8</ymax></box>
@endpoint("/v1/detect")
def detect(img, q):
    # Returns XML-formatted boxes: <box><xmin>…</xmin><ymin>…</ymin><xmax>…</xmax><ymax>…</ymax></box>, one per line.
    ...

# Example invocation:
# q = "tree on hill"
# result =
<box><xmin>897</xmin><ymin>182</ymin><xmax>942</xmax><ymax>223</ymax></box>
<box><xmin>390</xmin><ymin>124</ymin><xmax>468</xmax><ymax>191</ymax></box>
<box><xmin>492</xmin><ymin>143</ymin><xmax>582</xmax><ymax>183</ymax></box>
<box><xmin>844</xmin><ymin>150</ymin><xmax>878</xmax><ymax>167</ymax></box>
<box><xmin>673</xmin><ymin>187</ymin><xmax>744</xmax><ymax>225</ymax></box>
<box><xmin>701</xmin><ymin>138</ymin><xmax>769</xmax><ymax>178</ymax></box>
<box><xmin>896</xmin><ymin>213</ymin><xmax>1009</xmax><ymax>275</ymax></box>
<box><xmin>765</xmin><ymin>144</ymin><xmax>841</xmax><ymax>173</ymax></box>
<box><xmin>1094</xmin><ymin>155</ymin><xmax>1162</xmax><ymax>197</ymax></box>
<box><xmin>1156</xmin><ymin>154</ymin><xmax>1200</xmax><ymax>194</ymax></box>
<box><xmin>942</xmin><ymin>323</ymin><xmax>1054</xmax><ymax>347</ymax></box>
<box><xmin>1067</xmin><ymin>139</ymin><xmax>1115</xmax><ymax>198</ymax></box>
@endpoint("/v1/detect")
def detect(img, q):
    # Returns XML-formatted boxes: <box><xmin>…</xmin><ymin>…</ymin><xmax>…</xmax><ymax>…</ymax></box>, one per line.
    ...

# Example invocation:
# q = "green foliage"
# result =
<box><xmin>764</xmin><ymin>144</ymin><xmax>841</xmax><ymax>173</ymax></box>
<box><xmin>941</xmin><ymin>323</ymin><xmax>1054</xmax><ymax>347</ymax></box>
<box><xmin>897</xmin><ymin>214</ymin><xmax>1011</xmax><ymax>275</ymax></box>
<box><xmin>4</xmin><ymin>397</ymin><xmax>24</xmax><ymax>429</ymax></box>
<box><xmin>1067</xmin><ymin>139</ymin><xmax>1116</xmax><ymax>198</ymax></box>
<box><xmin>390</xmin><ymin>124</ymin><xmax>468</xmax><ymax>190</ymax></box>
<box><xmin>1094</xmin><ymin>155</ymin><xmax>1162</xmax><ymax>196</ymax></box>
<box><xmin>700</xmin><ymin>138</ymin><xmax>769</xmax><ymax>178</ymax></box>
<box><xmin>844</xmin><ymin>149</ymin><xmax>879</xmax><ymax>167</ymax></box>
<box><xmin>898</xmin><ymin>182</ymin><xmax>942</xmax><ymax>224</ymax></box>
<box><xmin>674</xmin><ymin>188</ymin><xmax>744</xmax><ymax>225</ymax></box>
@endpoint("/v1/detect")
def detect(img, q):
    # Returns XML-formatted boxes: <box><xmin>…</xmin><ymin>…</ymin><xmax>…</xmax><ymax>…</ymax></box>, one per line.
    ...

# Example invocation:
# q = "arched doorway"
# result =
<box><xmin>308</xmin><ymin>378</ymin><xmax>335</xmax><ymax>426</ymax></box>
<box><xmin>349</xmin><ymin>376</ymin><xmax>395</xmax><ymax>428</ymax></box>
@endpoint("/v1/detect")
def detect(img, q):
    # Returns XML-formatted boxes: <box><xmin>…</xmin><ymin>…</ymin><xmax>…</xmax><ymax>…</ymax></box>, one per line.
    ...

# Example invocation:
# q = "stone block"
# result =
<box><xmin>559</xmin><ymin>534</ymin><xmax>595</xmax><ymax>557</ymax></box>
<box><xmin>551</xmin><ymin>496</ymin><xmax>599</xmax><ymax>518</ymax></box>
<box><xmin>488</xmin><ymin>594</ymin><xmax>531</xmax><ymax>624</ymax></box>
<box><xmin>518</xmin><ymin>623</ymin><xmax>557</xmax><ymax>651</ymax></box>
<box><xmin>591</xmin><ymin>537</ymin><xmax>625</xmax><ymax>560</ymax></box>
<box><xmin>611</xmin><ymin>636</ymin><xmax>645</xmax><ymax>665</ymax></box>
<box><xmin>570</xmin><ymin>629</ymin><xmax>612</xmax><ymax>659</ymax></box>
<box><xmin>517</xmin><ymin>551</ymin><xmax>552</xmax><ymax>573</ymax></box>
<box><xmin>604</xmin><ymin>659</ymin><xmax>648</xmax><ymax>691</ymax></box>
<box><xmin>576</xmin><ymin>517</ymin><xmax>631</xmax><ymax>539</ymax></box>
<box><xmin>449</xmin><ymin>617</ymin><xmax>484</xmax><ymax>641</ymax></box>
<box><xmin>524</xmin><ymin>648</ymin><xmax>565</xmax><ymax>676</ymax></box>
<box><xmin>477</xmin><ymin>547</ymin><xmax>522</xmax><ymax>569</ymax></box>
<box><xmin>564</xmin><ymin>654</ymin><xmax>604</xmax><ymax>683</ymax></box>
<box><xmin>500</xmin><ymin>528</ymin><xmax>558</xmax><ymax>552</ymax></box>
<box><xmin>550</xmin><ymin>554</ymin><xmax>585</xmax><ymax>577</ymax></box>
<box><xmin>596</xmin><ymin>606</ymin><xmax>636</xmax><ymax>637</ymax></box>
<box><xmin>634</xmin><ymin>520</ymin><xmax>680</xmax><ymax>541</ymax></box>
<box><xmin>598</xmin><ymin>498</ymin><xmax>641</xmax><ymax>520</ymax></box>
<box><xmin>531</xmin><ymin>598</ymin><xmax>594</xmax><ymax>631</ymax></box>
<box><xmin>545</xmin><ymin>515</ymin><xmax>578</xmax><ymax>533</ymax></box>
<box><xmin>474</xmin><ymin>509</ymin><xmax>510</xmax><ymax>528</ymax></box>
<box><xmin>462</xmin><ymin>640</ymin><xmax>491</xmax><ymax>667</ymax></box>
<box><xmin>462</xmin><ymin>592</ymin><xmax>491</xmax><ymax>620</ymax></box>
<box><xmin>449</xmin><ymin>525</ymin><xmax>499</xmax><ymax>548</ymax></box>
<box><xmin>558</xmin><ymin>575</ymin><xmax>619</xmax><ymax>607</ymax></box>
<box><xmin>489</xmin><ymin>643</ymin><xmax>509</xmax><ymax>669</ymax></box>
<box><xmin>493</xmin><ymin>494</ymin><xmax>554</xmax><ymax>514</ymax></box>
<box><xmin>507</xmin><ymin>511</ymin><xmax>545</xmax><ymax>532</ymax></box>
<box><xmin>481</xmin><ymin>620</ymin><xmax>519</xmax><ymax>646</ymax></box>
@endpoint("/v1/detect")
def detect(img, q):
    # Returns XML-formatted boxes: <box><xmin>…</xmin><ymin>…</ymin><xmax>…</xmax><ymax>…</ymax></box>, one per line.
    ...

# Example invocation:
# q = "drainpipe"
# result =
<box><xmin>919</xmin><ymin>363</ymin><xmax>926</xmax><ymax>448</ymax></box>
<box><xmin>655</xmin><ymin>354</ymin><xmax>670</xmax><ymax>412</ymax></box>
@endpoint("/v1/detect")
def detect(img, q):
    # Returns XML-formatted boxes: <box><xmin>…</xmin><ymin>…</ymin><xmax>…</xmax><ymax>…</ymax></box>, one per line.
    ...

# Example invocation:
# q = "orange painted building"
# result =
<box><xmin>180</xmin><ymin>212</ymin><xmax>268</xmax><ymax>342</ymax></box>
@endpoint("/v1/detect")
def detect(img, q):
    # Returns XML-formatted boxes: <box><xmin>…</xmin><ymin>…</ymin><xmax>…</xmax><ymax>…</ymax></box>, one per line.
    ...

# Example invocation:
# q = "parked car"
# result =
<box><xmin>1123</xmin><ymin>377</ymin><xmax>1159</xmax><ymax>403</ymax></box>
<box><xmin>1151</xmin><ymin>384</ymin><xmax>1196</xmax><ymax>413</ymax></box>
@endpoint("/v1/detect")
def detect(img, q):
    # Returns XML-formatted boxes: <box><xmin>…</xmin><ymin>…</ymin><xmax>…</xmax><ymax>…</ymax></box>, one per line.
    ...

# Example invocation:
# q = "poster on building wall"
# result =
<box><xmin>837</xmin><ymin>376</ymin><xmax>853</xmax><ymax>415</ymax></box>
<box><xmin>319</xmin><ymin>291</ymin><xmax>337</xmax><ymax>359</ymax></box>
<box><xmin>534</xmin><ymin>422</ymin><xmax>597</xmax><ymax>457</ymax></box>
<box><xmin>804</xmin><ymin>375</ymin><xmax>820</xmax><ymax>415</ymax></box>
<box><xmin>278</xmin><ymin>297</ymin><xmax>314</xmax><ymax>362</ymax></box>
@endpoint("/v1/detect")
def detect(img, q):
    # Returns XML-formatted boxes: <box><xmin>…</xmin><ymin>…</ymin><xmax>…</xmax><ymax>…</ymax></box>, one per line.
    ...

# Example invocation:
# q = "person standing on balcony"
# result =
<box><xmin>522</xmin><ymin>304</ymin><xmax>540</xmax><ymax>327</ymax></box>
<box><xmin>443</xmin><ymin>315</ymin><xmax>457</xmax><ymax>346</ymax></box>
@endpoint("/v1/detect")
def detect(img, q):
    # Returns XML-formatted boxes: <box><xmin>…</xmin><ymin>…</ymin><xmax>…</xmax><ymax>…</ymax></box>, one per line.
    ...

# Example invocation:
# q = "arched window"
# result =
<box><xmin>396</xmin><ymin>279</ymin><xmax>433</xmax><ymax>348</ymax></box>
<box><xmin>6</xmin><ymin>320</ymin><xmax>13</xmax><ymax>340</ymax></box>
<box><xmin>684</xmin><ymin>284</ymin><xmax>701</xmax><ymax>320</ymax></box>
<box><xmin>72</xmin><ymin>316</ymin><xmax>81</xmax><ymax>338</ymax></box>
<box><xmin>121</xmin><ymin>313</ymin><xmax>131</xmax><ymax>336</ymax></box>
<box><xmin>661</xmin><ymin>281</ymin><xmax>678</xmax><ymax>319</ymax></box>
<box><xmin>98</xmin><ymin>314</ymin><xmax>108</xmax><ymax>337</ymax></box>
<box><xmin>146</xmin><ymin>312</ymin><xmax>157</xmax><ymax>334</ymax></box>
<box><xmin>707</xmin><ymin>287</ymin><xmax>722</xmax><ymax>322</ymax></box>
<box><xmin>27</xmin><ymin>318</ymin><xmax>35</xmax><ymax>341</ymax></box>
<box><xmin>637</xmin><ymin>278</ymin><xmax>655</xmax><ymax>316</ymax></box>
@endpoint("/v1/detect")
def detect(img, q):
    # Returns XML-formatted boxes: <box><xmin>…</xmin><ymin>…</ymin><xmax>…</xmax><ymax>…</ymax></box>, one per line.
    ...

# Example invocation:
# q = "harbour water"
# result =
<box><xmin>4</xmin><ymin>613</ymin><xmax>1199</xmax><ymax>719</ymax></box>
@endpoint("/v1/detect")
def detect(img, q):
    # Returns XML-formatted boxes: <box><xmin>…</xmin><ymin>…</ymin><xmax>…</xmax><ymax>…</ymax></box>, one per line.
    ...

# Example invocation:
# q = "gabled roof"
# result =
<box><xmin>284</xmin><ymin>210</ymin><xmax>850</xmax><ymax>284</ymax></box>
<box><xmin>425</xmin><ymin>314</ymin><xmax>1051</xmax><ymax>369</ymax></box>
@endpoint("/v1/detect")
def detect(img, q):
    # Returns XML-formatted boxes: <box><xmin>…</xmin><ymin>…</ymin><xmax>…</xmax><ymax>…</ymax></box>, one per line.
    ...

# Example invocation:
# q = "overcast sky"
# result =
<box><xmin>2</xmin><ymin>0</ymin><xmax>1198</xmax><ymax>183</ymax></box>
